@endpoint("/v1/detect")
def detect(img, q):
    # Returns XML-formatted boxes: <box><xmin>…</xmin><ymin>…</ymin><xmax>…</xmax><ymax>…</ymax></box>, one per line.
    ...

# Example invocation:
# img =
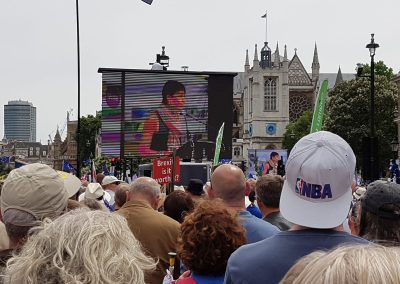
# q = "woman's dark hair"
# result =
<box><xmin>161</xmin><ymin>80</ymin><xmax>186</xmax><ymax>105</ymax></box>
<box><xmin>164</xmin><ymin>190</ymin><xmax>194</xmax><ymax>223</ymax></box>
<box><xmin>248</xmin><ymin>191</ymin><xmax>256</xmax><ymax>203</ymax></box>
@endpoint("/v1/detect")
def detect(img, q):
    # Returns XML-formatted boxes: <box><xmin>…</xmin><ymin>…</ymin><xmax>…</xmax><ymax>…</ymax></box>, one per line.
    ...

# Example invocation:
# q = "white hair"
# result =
<box><xmin>4</xmin><ymin>209</ymin><xmax>156</xmax><ymax>284</ymax></box>
<box><xmin>129</xmin><ymin>177</ymin><xmax>161</xmax><ymax>198</ymax></box>
<box><xmin>281</xmin><ymin>245</ymin><xmax>400</xmax><ymax>284</ymax></box>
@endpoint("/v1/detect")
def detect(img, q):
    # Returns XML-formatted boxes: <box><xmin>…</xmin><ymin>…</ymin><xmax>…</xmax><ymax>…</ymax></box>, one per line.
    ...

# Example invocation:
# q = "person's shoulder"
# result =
<box><xmin>250</xmin><ymin>213</ymin><xmax>280</xmax><ymax>231</ymax></box>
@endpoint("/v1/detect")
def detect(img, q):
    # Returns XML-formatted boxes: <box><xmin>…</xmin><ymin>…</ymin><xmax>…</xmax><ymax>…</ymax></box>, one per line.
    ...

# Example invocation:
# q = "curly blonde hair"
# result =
<box><xmin>177</xmin><ymin>199</ymin><xmax>246</xmax><ymax>276</ymax></box>
<box><xmin>4</xmin><ymin>209</ymin><xmax>156</xmax><ymax>284</ymax></box>
<box><xmin>281</xmin><ymin>245</ymin><xmax>400</xmax><ymax>284</ymax></box>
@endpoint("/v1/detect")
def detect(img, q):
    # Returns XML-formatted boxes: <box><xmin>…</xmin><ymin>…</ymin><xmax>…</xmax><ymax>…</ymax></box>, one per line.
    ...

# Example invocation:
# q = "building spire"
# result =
<box><xmin>274</xmin><ymin>42</ymin><xmax>280</xmax><ymax>67</ymax></box>
<box><xmin>335</xmin><ymin>66</ymin><xmax>343</xmax><ymax>86</ymax></box>
<box><xmin>284</xmin><ymin>44</ymin><xmax>288</xmax><ymax>62</ymax></box>
<box><xmin>312</xmin><ymin>42</ymin><xmax>319</xmax><ymax>66</ymax></box>
<box><xmin>245</xmin><ymin>49</ymin><xmax>249</xmax><ymax>66</ymax></box>
<box><xmin>254</xmin><ymin>44</ymin><xmax>259</xmax><ymax>61</ymax></box>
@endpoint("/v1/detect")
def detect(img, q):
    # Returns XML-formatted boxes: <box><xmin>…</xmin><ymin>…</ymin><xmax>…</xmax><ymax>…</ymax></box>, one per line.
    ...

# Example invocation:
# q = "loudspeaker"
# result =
<box><xmin>362</xmin><ymin>137</ymin><xmax>379</xmax><ymax>181</ymax></box>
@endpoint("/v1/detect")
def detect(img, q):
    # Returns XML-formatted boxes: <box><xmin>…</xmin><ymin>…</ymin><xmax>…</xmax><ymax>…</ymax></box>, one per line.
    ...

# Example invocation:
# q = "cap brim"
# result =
<box><xmin>280</xmin><ymin>180</ymin><xmax>352</xmax><ymax>229</ymax></box>
<box><xmin>57</xmin><ymin>171</ymin><xmax>81</xmax><ymax>198</ymax></box>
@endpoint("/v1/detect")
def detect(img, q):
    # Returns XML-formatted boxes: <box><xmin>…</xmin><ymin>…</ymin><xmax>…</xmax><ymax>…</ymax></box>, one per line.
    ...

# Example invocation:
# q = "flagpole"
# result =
<box><xmin>265</xmin><ymin>10</ymin><xmax>267</xmax><ymax>43</ymax></box>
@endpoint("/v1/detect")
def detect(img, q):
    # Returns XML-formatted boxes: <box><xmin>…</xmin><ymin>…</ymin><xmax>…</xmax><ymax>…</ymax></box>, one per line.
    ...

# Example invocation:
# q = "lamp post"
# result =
<box><xmin>357</xmin><ymin>34</ymin><xmax>379</xmax><ymax>181</ymax></box>
<box><xmin>366</xmin><ymin>34</ymin><xmax>379</xmax><ymax>138</ymax></box>
<box><xmin>74</xmin><ymin>0</ymin><xmax>152</xmax><ymax>178</ymax></box>
<box><xmin>366</xmin><ymin>34</ymin><xmax>379</xmax><ymax>181</ymax></box>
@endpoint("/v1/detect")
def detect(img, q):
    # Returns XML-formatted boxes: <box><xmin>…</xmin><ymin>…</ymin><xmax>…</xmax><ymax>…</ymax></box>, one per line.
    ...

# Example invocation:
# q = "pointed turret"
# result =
<box><xmin>253</xmin><ymin>44</ymin><xmax>260</xmax><ymax>71</ymax></box>
<box><xmin>254</xmin><ymin>44</ymin><xmax>259</xmax><ymax>61</ymax></box>
<box><xmin>335</xmin><ymin>66</ymin><xmax>343</xmax><ymax>86</ymax></box>
<box><xmin>245</xmin><ymin>49</ymin><xmax>250</xmax><ymax>72</ymax></box>
<box><xmin>312</xmin><ymin>42</ymin><xmax>320</xmax><ymax>83</ymax></box>
<box><xmin>283</xmin><ymin>44</ymin><xmax>288</xmax><ymax>62</ymax></box>
<box><xmin>274</xmin><ymin>42</ymin><xmax>280</xmax><ymax>68</ymax></box>
<box><xmin>54</xmin><ymin>127</ymin><xmax>61</xmax><ymax>143</ymax></box>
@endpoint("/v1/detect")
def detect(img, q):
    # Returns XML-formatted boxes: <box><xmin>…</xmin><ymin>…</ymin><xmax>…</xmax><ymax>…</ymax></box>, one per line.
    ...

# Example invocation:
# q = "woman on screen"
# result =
<box><xmin>139</xmin><ymin>80</ymin><xmax>186</xmax><ymax>156</ymax></box>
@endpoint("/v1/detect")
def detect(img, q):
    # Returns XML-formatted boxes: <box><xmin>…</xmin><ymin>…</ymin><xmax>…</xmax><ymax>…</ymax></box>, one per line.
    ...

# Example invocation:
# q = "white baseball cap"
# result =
<box><xmin>280</xmin><ymin>131</ymin><xmax>356</xmax><ymax>229</ymax></box>
<box><xmin>102</xmin><ymin>176</ymin><xmax>120</xmax><ymax>186</ymax></box>
<box><xmin>78</xmin><ymin>183</ymin><xmax>111</xmax><ymax>204</ymax></box>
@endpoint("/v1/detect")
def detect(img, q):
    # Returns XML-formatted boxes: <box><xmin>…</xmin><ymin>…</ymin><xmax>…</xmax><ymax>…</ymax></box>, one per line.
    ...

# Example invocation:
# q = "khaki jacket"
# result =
<box><xmin>118</xmin><ymin>200</ymin><xmax>180</xmax><ymax>284</ymax></box>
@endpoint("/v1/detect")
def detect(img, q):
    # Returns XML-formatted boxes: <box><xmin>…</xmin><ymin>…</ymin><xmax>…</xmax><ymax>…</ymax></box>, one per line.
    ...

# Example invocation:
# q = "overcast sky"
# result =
<box><xmin>1</xmin><ymin>0</ymin><xmax>399</xmax><ymax>143</ymax></box>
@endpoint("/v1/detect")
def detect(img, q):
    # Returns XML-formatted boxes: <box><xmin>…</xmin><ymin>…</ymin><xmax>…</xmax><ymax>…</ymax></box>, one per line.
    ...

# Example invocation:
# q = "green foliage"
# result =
<box><xmin>282</xmin><ymin>111</ymin><xmax>313</xmax><ymax>152</ymax></box>
<box><xmin>324</xmin><ymin>64</ymin><xmax>399</xmax><ymax>173</ymax></box>
<box><xmin>357</xmin><ymin>60</ymin><xmax>396</xmax><ymax>81</ymax></box>
<box><xmin>77</xmin><ymin>112</ymin><xmax>101</xmax><ymax>162</ymax></box>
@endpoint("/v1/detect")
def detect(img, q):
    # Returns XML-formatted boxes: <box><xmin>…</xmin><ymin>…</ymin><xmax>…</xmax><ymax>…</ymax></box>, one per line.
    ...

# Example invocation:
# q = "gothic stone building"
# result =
<box><xmin>237</xmin><ymin>41</ymin><xmax>320</xmax><ymax>159</ymax></box>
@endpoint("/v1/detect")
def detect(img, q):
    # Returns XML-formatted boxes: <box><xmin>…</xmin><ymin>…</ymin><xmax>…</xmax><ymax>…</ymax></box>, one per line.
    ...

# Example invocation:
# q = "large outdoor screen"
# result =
<box><xmin>99</xmin><ymin>68</ymin><xmax>235</xmax><ymax>160</ymax></box>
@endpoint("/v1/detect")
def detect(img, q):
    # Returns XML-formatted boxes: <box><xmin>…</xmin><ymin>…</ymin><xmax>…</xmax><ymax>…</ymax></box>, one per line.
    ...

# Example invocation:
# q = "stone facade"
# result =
<box><xmin>51</xmin><ymin>120</ymin><xmax>77</xmax><ymax>171</ymax></box>
<box><xmin>240</xmin><ymin>41</ymin><xmax>320</xmax><ymax>159</ymax></box>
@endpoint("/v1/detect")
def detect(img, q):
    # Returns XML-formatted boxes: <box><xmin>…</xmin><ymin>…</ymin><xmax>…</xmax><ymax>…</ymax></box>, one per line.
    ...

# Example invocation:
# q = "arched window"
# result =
<box><xmin>264</xmin><ymin>78</ymin><xmax>277</xmax><ymax>111</ymax></box>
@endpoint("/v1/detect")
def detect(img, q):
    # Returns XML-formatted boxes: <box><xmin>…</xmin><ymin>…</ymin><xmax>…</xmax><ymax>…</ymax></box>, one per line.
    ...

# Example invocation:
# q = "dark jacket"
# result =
<box><xmin>263</xmin><ymin>211</ymin><xmax>292</xmax><ymax>231</ymax></box>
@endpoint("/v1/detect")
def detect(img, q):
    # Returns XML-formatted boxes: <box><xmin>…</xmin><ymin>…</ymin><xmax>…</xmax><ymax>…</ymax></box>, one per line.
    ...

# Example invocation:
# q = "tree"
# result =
<box><xmin>78</xmin><ymin>112</ymin><xmax>102</xmax><ymax>163</ymax></box>
<box><xmin>282</xmin><ymin>111</ymin><xmax>313</xmax><ymax>152</ymax></box>
<box><xmin>357</xmin><ymin>61</ymin><xmax>396</xmax><ymax>81</ymax></box>
<box><xmin>324</xmin><ymin>62</ymin><xmax>398</xmax><ymax>174</ymax></box>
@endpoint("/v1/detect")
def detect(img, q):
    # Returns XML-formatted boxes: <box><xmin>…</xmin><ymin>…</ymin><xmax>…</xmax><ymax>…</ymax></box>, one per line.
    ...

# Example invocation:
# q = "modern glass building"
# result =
<box><xmin>4</xmin><ymin>100</ymin><xmax>36</xmax><ymax>142</ymax></box>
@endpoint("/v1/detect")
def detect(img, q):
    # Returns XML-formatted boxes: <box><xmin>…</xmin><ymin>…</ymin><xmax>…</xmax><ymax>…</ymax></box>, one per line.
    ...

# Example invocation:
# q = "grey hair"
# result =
<box><xmin>129</xmin><ymin>177</ymin><xmax>161</xmax><ymax>198</ymax></box>
<box><xmin>281</xmin><ymin>245</ymin><xmax>400</xmax><ymax>284</ymax></box>
<box><xmin>4</xmin><ymin>209</ymin><xmax>156</xmax><ymax>284</ymax></box>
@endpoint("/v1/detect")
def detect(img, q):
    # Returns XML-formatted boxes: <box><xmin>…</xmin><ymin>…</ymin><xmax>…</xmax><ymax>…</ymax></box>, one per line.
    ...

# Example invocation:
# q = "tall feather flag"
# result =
<box><xmin>92</xmin><ymin>160</ymin><xmax>97</xmax><ymax>183</ymax></box>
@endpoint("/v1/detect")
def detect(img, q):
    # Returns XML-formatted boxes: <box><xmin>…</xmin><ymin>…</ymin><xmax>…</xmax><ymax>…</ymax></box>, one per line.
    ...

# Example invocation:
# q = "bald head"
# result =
<box><xmin>128</xmin><ymin>177</ymin><xmax>161</xmax><ymax>209</ymax></box>
<box><xmin>210</xmin><ymin>164</ymin><xmax>246</xmax><ymax>204</ymax></box>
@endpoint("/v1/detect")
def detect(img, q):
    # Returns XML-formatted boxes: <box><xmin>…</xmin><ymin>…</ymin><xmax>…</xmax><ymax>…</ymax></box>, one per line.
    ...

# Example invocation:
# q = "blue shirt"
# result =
<box><xmin>238</xmin><ymin>210</ymin><xmax>279</xmax><ymax>244</ymax></box>
<box><xmin>192</xmin><ymin>273</ymin><xmax>225</xmax><ymax>284</ymax></box>
<box><xmin>224</xmin><ymin>229</ymin><xmax>369</xmax><ymax>284</ymax></box>
<box><xmin>246</xmin><ymin>204</ymin><xmax>262</xmax><ymax>219</ymax></box>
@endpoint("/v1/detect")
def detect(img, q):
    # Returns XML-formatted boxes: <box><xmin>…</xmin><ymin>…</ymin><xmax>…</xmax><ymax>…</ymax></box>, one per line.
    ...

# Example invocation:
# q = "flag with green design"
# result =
<box><xmin>310</xmin><ymin>80</ymin><xmax>329</xmax><ymax>133</ymax></box>
<box><xmin>213</xmin><ymin>123</ymin><xmax>225</xmax><ymax>166</ymax></box>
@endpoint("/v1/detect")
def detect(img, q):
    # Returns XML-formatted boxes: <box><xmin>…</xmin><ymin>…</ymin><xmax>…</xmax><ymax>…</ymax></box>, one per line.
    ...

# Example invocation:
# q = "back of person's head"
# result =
<box><xmin>5</xmin><ymin>209</ymin><xmax>156</xmax><ymax>284</ymax></box>
<box><xmin>280</xmin><ymin>251</ymin><xmax>325</xmax><ymax>284</ymax></box>
<box><xmin>281</xmin><ymin>245</ymin><xmax>400</xmax><ymax>284</ymax></box>
<box><xmin>279</xmin><ymin>131</ymin><xmax>356</xmax><ymax>229</ymax></box>
<box><xmin>80</xmin><ymin>198</ymin><xmax>107</xmax><ymax>211</ymax></box>
<box><xmin>210</xmin><ymin>164</ymin><xmax>246</xmax><ymax>204</ymax></box>
<box><xmin>128</xmin><ymin>177</ymin><xmax>161</xmax><ymax>210</ymax></box>
<box><xmin>1</xmin><ymin>163</ymin><xmax>69</xmax><ymax>246</ymax></box>
<box><xmin>358</xmin><ymin>181</ymin><xmax>400</xmax><ymax>245</ymax></box>
<box><xmin>248</xmin><ymin>191</ymin><xmax>256</xmax><ymax>203</ymax></box>
<box><xmin>256</xmin><ymin>175</ymin><xmax>284</xmax><ymax>209</ymax></box>
<box><xmin>164</xmin><ymin>190</ymin><xmax>195</xmax><ymax>223</ymax></box>
<box><xmin>177</xmin><ymin>200</ymin><xmax>246</xmax><ymax>276</ymax></box>
<box><xmin>96</xmin><ymin>173</ymin><xmax>105</xmax><ymax>186</ymax></box>
<box><xmin>114</xmin><ymin>185</ymin><xmax>130</xmax><ymax>210</ymax></box>
<box><xmin>186</xmin><ymin>179</ymin><xmax>205</xmax><ymax>196</ymax></box>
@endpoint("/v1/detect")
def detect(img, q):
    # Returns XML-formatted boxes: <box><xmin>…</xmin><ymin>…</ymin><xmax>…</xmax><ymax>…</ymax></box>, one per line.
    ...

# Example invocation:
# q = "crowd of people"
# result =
<box><xmin>0</xmin><ymin>130</ymin><xmax>400</xmax><ymax>283</ymax></box>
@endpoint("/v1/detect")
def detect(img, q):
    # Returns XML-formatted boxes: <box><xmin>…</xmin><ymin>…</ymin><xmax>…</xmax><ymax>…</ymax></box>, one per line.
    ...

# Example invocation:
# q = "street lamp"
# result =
<box><xmin>75</xmin><ymin>0</ymin><xmax>153</xmax><ymax>178</ymax></box>
<box><xmin>357</xmin><ymin>34</ymin><xmax>379</xmax><ymax>182</ymax></box>
<box><xmin>366</xmin><ymin>33</ymin><xmax>379</xmax><ymax>138</ymax></box>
